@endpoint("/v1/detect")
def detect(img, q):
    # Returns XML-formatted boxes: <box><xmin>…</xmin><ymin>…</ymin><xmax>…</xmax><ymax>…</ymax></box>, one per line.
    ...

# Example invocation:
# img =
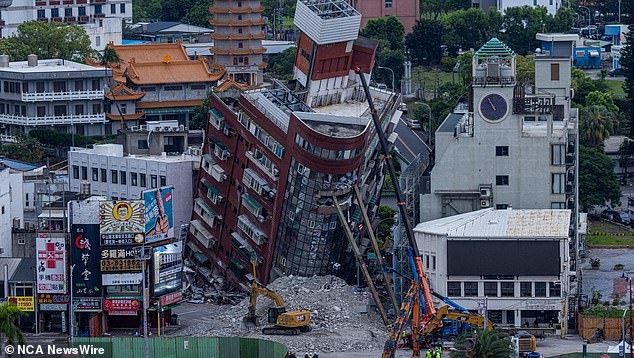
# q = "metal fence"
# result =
<box><xmin>73</xmin><ymin>336</ymin><xmax>288</xmax><ymax>358</ymax></box>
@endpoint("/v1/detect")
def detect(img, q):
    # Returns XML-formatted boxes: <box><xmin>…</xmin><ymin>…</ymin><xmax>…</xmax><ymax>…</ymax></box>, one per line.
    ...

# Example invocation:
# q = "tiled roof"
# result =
<box><xmin>136</xmin><ymin>99</ymin><xmax>203</xmax><ymax>109</ymax></box>
<box><xmin>104</xmin><ymin>83</ymin><xmax>145</xmax><ymax>101</ymax></box>
<box><xmin>110</xmin><ymin>42</ymin><xmax>190</xmax><ymax>63</ymax></box>
<box><xmin>476</xmin><ymin>38</ymin><xmax>515</xmax><ymax>58</ymax></box>
<box><xmin>126</xmin><ymin>59</ymin><xmax>224</xmax><ymax>85</ymax></box>
<box><xmin>214</xmin><ymin>78</ymin><xmax>251</xmax><ymax>92</ymax></box>
<box><xmin>106</xmin><ymin>112</ymin><xmax>145</xmax><ymax>121</ymax></box>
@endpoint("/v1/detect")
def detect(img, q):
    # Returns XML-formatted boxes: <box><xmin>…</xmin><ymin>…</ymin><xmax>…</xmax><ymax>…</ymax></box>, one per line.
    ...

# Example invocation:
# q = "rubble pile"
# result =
<box><xmin>191</xmin><ymin>275</ymin><xmax>389</xmax><ymax>353</ymax></box>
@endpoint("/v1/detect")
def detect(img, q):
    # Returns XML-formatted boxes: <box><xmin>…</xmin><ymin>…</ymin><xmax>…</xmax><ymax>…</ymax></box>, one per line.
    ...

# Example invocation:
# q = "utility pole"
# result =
<box><xmin>630</xmin><ymin>278</ymin><xmax>632</xmax><ymax>358</ymax></box>
<box><xmin>70</xmin><ymin>264</ymin><xmax>75</xmax><ymax>346</ymax></box>
<box><xmin>135</xmin><ymin>246</ymin><xmax>150</xmax><ymax>358</ymax></box>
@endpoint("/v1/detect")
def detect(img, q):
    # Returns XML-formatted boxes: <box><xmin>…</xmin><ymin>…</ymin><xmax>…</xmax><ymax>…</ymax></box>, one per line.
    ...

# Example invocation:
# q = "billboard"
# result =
<box><xmin>102</xmin><ymin>273</ymin><xmax>142</xmax><ymax>286</ymax></box>
<box><xmin>100</xmin><ymin>201</ymin><xmax>145</xmax><ymax>246</ymax></box>
<box><xmin>8</xmin><ymin>296</ymin><xmax>34</xmax><ymax>311</ymax></box>
<box><xmin>153</xmin><ymin>242</ymin><xmax>183</xmax><ymax>296</ymax></box>
<box><xmin>144</xmin><ymin>187</ymin><xmax>175</xmax><ymax>244</ymax></box>
<box><xmin>70</xmin><ymin>224</ymin><xmax>102</xmax><ymax>297</ymax></box>
<box><xmin>73</xmin><ymin>297</ymin><xmax>102</xmax><ymax>312</ymax></box>
<box><xmin>100</xmin><ymin>248</ymin><xmax>142</xmax><ymax>272</ymax></box>
<box><xmin>36</xmin><ymin>235</ymin><xmax>66</xmax><ymax>294</ymax></box>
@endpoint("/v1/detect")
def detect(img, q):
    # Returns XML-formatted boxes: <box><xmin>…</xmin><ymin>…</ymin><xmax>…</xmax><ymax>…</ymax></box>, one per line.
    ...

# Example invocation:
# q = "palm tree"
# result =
<box><xmin>451</xmin><ymin>328</ymin><xmax>513</xmax><ymax>358</ymax></box>
<box><xmin>580</xmin><ymin>105</ymin><xmax>614</xmax><ymax>148</ymax></box>
<box><xmin>0</xmin><ymin>302</ymin><xmax>25</xmax><ymax>354</ymax></box>
<box><xmin>95</xmin><ymin>46</ymin><xmax>127</xmax><ymax>130</ymax></box>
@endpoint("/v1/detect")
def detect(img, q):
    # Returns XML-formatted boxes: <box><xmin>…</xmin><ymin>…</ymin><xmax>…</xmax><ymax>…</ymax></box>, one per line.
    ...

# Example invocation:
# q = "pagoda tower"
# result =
<box><xmin>210</xmin><ymin>0</ymin><xmax>266</xmax><ymax>87</ymax></box>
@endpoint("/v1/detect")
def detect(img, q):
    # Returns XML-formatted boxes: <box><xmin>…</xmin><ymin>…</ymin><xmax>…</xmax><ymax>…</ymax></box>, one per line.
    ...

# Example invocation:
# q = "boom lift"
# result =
<box><xmin>243</xmin><ymin>259</ymin><xmax>311</xmax><ymax>335</ymax></box>
<box><xmin>353</xmin><ymin>67</ymin><xmax>488</xmax><ymax>357</ymax></box>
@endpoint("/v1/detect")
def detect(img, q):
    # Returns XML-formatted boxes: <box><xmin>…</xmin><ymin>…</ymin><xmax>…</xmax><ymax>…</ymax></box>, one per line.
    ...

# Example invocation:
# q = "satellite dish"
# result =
<box><xmin>536</xmin><ymin>48</ymin><xmax>542</xmax><ymax>54</ymax></box>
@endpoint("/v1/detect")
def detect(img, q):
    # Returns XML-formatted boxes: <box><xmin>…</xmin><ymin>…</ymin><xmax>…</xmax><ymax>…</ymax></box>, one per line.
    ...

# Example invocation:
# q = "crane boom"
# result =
<box><xmin>353</xmin><ymin>67</ymin><xmax>436</xmax><ymax>320</ymax></box>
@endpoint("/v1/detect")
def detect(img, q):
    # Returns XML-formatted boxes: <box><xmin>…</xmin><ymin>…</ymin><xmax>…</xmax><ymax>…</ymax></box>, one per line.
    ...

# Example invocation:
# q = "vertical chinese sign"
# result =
<box><xmin>70</xmin><ymin>224</ymin><xmax>101</xmax><ymax>298</ymax></box>
<box><xmin>36</xmin><ymin>235</ymin><xmax>66</xmax><ymax>293</ymax></box>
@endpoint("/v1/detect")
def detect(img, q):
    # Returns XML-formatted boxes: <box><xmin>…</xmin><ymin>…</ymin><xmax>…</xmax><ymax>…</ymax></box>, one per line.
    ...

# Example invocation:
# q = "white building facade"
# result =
<box><xmin>414</xmin><ymin>208</ymin><xmax>571</xmax><ymax>328</ymax></box>
<box><xmin>472</xmin><ymin>0</ymin><xmax>560</xmax><ymax>15</ymax></box>
<box><xmin>68</xmin><ymin>143</ymin><xmax>199</xmax><ymax>229</ymax></box>
<box><xmin>0</xmin><ymin>0</ymin><xmax>131</xmax><ymax>50</ymax></box>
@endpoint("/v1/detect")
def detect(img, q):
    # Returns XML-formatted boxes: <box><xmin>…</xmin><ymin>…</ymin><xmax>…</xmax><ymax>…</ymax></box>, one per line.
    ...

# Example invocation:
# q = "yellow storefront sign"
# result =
<box><xmin>8</xmin><ymin>296</ymin><xmax>34</xmax><ymax>311</ymax></box>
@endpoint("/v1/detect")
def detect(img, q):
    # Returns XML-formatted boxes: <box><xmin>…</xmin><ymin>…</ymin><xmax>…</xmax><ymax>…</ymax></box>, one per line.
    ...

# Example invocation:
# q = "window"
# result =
<box><xmin>78</xmin><ymin>6</ymin><xmax>85</xmax><ymax>16</ymax></box>
<box><xmin>94</xmin><ymin>4</ymin><xmax>102</xmax><ymax>14</ymax></box>
<box><xmin>425</xmin><ymin>255</ymin><xmax>430</xmax><ymax>269</ymax></box>
<box><xmin>150</xmin><ymin>175</ymin><xmax>157</xmax><ymax>188</ymax></box>
<box><xmin>160</xmin><ymin>175</ymin><xmax>166</xmax><ymax>187</ymax></box>
<box><xmin>551</xmin><ymin>63</ymin><xmax>560</xmax><ymax>81</ymax></box>
<box><xmin>119</xmin><ymin>171</ymin><xmax>126</xmax><ymax>185</ymax></box>
<box><xmin>111</xmin><ymin>170</ymin><xmax>118</xmax><ymax>184</ymax></box>
<box><xmin>140</xmin><ymin>173</ymin><xmax>146</xmax><ymax>187</ymax></box>
<box><xmin>54</xmin><ymin>105</ymin><xmax>67</xmax><ymax>117</ymax></box>
<box><xmin>140</xmin><ymin>86</ymin><xmax>155</xmax><ymax>92</ymax></box>
<box><xmin>65</xmin><ymin>7</ymin><xmax>72</xmax><ymax>17</ymax></box>
<box><xmin>552</xmin><ymin>144</ymin><xmax>565</xmax><ymax>165</ymax></box>
<box><xmin>95</xmin><ymin>36</ymin><xmax>101</xmax><ymax>48</ymax></box>
<box><xmin>535</xmin><ymin>282</ymin><xmax>547</xmax><ymax>297</ymax></box>
<box><xmin>100</xmin><ymin>168</ymin><xmax>107</xmax><ymax>183</ymax></box>
<box><xmin>496</xmin><ymin>204</ymin><xmax>509</xmax><ymax>209</ymax></box>
<box><xmin>552</xmin><ymin>173</ymin><xmax>565</xmax><ymax>194</ymax></box>
<box><xmin>484</xmin><ymin>282</ymin><xmax>498</xmax><ymax>296</ymax></box>
<box><xmin>533</xmin><ymin>0</ymin><xmax>537</xmax><ymax>5</ymax></box>
<box><xmin>36</xmin><ymin>106</ymin><xmax>46</xmax><ymax>117</ymax></box>
<box><xmin>551</xmin><ymin>202</ymin><xmax>566</xmax><ymax>209</ymax></box>
<box><xmin>92</xmin><ymin>79</ymin><xmax>100</xmax><ymax>91</ymax></box>
<box><xmin>385</xmin><ymin>0</ymin><xmax>393</xmax><ymax>8</ymax></box>
<box><xmin>238</xmin><ymin>42</ymin><xmax>243</xmax><ymax>49</ymax></box>
<box><xmin>432</xmin><ymin>256</ymin><xmax>436</xmax><ymax>270</ymax></box>
<box><xmin>93</xmin><ymin>103</ymin><xmax>101</xmax><ymax>113</ymax></box>
<box><xmin>120</xmin><ymin>3</ymin><xmax>125</xmax><ymax>13</ymax></box>
<box><xmin>53</xmin><ymin>81</ymin><xmax>66</xmax><ymax>93</ymax></box>
<box><xmin>119</xmin><ymin>103</ymin><xmax>127</xmax><ymax>114</ymax></box>
<box><xmin>496</xmin><ymin>146</ymin><xmax>509</xmax><ymax>156</ymax></box>
<box><xmin>75</xmin><ymin>104</ymin><xmax>84</xmax><ymax>115</ymax></box>
<box><xmin>137</xmin><ymin>140</ymin><xmax>148</xmax><ymax>149</ymax></box>
<box><xmin>92</xmin><ymin>168</ymin><xmax>98</xmax><ymax>181</ymax></box>
<box><xmin>447</xmin><ymin>282</ymin><xmax>461</xmax><ymax>296</ymax></box>
<box><xmin>496</xmin><ymin>175</ymin><xmax>509</xmax><ymax>186</ymax></box>
<box><xmin>51</xmin><ymin>8</ymin><xmax>59</xmax><ymax>17</ymax></box>
<box><xmin>37</xmin><ymin>9</ymin><xmax>45</xmax><ymax>19</ymax></box>
<box><xmin>110</xmin><ymin>4</ymin><xmax>115</xmax><ymax>13</ymax></box>
<box><xmin>131</xmin><ymin>172</ymin><xmax>138</xmax><ymax>186</ymax></box>
<box><xmin>72</xmin><ymin>165</ymin><xmax>79</xmax><ymax>179</ymax></box>
<box><xmin>549</xmin><ymin>282</ymin><xmax>561</xmax><ymax>297</ymax></box>
<box><xmin>191</xmin><ymin>84</ymin><xmax>206</xmax><ymax>90</ymax></box>
<box><xmin>36</xmin><ymin>81</ymin><xmax>45</xmax><ymax>93</ymax></box>
<box><xmin>164</xmin><ymin>85</ymin><xmax>182</xmax><ymax>91</ymax></box>
<box><xmin>500</xmin><ymin>282</ymin><xmax>514</xmax><ymax>297</ymax></box>
<box><xmin>464</xmin><ymin>282</ymin><xmax>478</xmax><ymax>297</ymax></box>
<box><xmin>520</xmin><ymin>282</ymin><xmax>532</xmax><ymax>297</ymax></box>
<box><xmin>81</xmin><ymin>166</ymin><xmax>87</xmax><ymax>180</ymax></box>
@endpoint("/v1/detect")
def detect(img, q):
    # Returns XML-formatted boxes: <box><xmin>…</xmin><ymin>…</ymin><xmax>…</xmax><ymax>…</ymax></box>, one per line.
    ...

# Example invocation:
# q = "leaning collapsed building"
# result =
<box><xmin>187</xmin><ymin>0</ymin><xmax>402</xmax><ymax>290</ymax></box>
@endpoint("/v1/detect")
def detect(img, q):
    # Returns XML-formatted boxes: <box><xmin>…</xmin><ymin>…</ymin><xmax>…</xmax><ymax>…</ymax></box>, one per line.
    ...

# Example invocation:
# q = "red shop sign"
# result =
<box><xmin>160</xmin><ymin>291</ymin><xmax>182</xmax><ymax>307</ymax></box>
<box><xmin>103</xmin><ymin>298</ymin><xmax>140</xmax><ymax>311</ymax></box>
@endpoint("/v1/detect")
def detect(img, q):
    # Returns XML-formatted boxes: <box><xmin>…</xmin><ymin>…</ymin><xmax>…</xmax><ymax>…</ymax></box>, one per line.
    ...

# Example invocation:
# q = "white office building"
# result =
<box><xmin>415</xmin><ymin>208</ymin><xmax>571</xmax><ymax>328</ymax></box>
<box><xmin>0</xmin><ymin>0</ymin><xmax>131</xmax><ymax>50</ymax></box>
<box><xmin>0</xmin><ymin>55</ymin><xmax>109</xmax><ymax>136</ymax></box>
<box><xmin>68</xmin><ymin>133</ymin><xmax>200</xmax><ymax>229</ymax></box>
<box><xmin>472</xmin><ymin>0</ymin><xmax>561</xmax><ymax>15</ymax></box>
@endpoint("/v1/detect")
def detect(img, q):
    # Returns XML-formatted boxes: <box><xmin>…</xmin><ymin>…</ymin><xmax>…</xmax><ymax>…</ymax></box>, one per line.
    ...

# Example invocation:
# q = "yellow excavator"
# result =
<box><xmin>243</xmin><ymin>258</ymin><xmax>311</xmax><ymax>335</ymax></box>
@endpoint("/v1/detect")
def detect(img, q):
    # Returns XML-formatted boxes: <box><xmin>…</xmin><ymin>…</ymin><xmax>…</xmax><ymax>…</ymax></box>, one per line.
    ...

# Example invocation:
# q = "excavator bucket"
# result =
<box><xmin>242</xmin><ymin>314</ymin><xmax>257</xmax><ymax>329</ymax></box>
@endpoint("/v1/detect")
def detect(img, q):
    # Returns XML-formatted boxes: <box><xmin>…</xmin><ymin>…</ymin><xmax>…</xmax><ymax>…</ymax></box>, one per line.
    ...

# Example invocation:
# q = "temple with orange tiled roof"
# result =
<box><xmin>92</xmin><ymin>41</ymin><xmax>225</xmax><ymax>129</ymax></box>
<box><xmin>210</xmin><ymin>0</ymin><xmax>265</xmax><ymax>89</ymax></box>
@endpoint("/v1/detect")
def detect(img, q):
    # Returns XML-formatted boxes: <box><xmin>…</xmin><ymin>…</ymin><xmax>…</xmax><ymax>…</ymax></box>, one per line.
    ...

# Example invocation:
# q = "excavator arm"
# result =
<box><xmin>421</xmin><ymin>305</ymin><xmax>494</xmax><ymax>335</ymax></box>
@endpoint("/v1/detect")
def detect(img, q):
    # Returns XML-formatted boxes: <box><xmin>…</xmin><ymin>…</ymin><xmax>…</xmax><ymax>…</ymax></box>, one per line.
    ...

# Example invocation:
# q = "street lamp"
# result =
<box><xmin>70</xmin><ymin>264</ymin><xmax>75</xmax><ymax>346</ymax></box>
<box><xmin>577</xmin><ymin>6</ymin><xmax>592</xmax><ymax>27</ymax></box>
<box><xmin>377</xmin><ymin>66</ymin><xmax>395</xmax><ymax>93</ymax></box>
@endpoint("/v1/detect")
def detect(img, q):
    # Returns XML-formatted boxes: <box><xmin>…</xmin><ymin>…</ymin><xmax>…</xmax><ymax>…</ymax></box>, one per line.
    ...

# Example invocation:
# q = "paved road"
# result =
<box><xmin>393</xmin><ymin>114</ymin><xmax>430</xmax><ymax>164</ymax></box>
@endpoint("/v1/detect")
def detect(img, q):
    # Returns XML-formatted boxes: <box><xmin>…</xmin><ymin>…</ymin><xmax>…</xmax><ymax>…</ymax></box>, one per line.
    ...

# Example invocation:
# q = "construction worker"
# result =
<box><xmin>401</xmin><ymin>329</ymin><xmax>407</xmax><ymax>346</ymax></box>
<box><xmin>425</xmin><ymin>349</ymin><xmax>432</xmax><ymax>358</ymax></box>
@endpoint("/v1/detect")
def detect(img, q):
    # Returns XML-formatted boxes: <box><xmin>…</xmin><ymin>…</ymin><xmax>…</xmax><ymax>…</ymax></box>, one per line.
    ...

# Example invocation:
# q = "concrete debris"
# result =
<box><xmin>180</xmin><ymin>275</ymin><xmax>388</xmax><ymax>353</ymax></box>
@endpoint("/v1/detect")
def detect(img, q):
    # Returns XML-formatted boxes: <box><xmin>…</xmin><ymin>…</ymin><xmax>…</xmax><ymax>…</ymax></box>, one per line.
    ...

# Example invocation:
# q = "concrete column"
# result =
<box><xmin>514</xmin><ymin>309</ymin><xmax>522</xmax><ymax>328</ymax></box>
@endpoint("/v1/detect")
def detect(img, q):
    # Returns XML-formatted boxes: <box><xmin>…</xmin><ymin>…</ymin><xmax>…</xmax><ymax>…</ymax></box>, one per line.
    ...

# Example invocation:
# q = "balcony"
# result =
<box><xmin>245</xmin><ymin>150</ymin><xmax>278</xmax><ymax>181</ymax></box>
<box><xmin>22</xmin><ymin>90</ymin><xmax>104</xmax><ymax>102</ymax></box>
<box><xmin>51</xmin><ymin>17</ymin><xmax>63</xmax><ymax>22</ymax></box>
<box><xmin>190</xmin><ymin>219</ymin><xmax>215</xmax><ymax>249</ymax></box>
<box><xmin>237</xmin><ymin>215</ymin><xmax>267</xmax><ymax>246</ymax></box>
<box><xmin>35</xmin><ymin>1</ymin><xmax>45</xmax><ymax>4</ymax></box>
<box><xmin>0</xmin><ymin>113</ymin><xmax>105</xmax><ymax>126</ymax></box>
<box><xmin>63</xmin><ymin>0</ymin><xmax>73</xmax><ymax>3</ymax></box>
<box><xmin>194</xmin><ymin>197</ymin><xmax>221</xmax><ymax>229</ymax></box>
<box><xmin>78</xmin><ymin>16</ymin><xmax>89</xmax><ymax>22</ymax></box>
<box><xmin>210</xmin><ymin>137</ymin><xmax>231</xmax><ymax>160</ymax></box>
<box><xmin>94</xmin><ymin>13</ymin><xmax>105</xmax><ymax>18</ymax></box>
<box><xmin>64</xmin><ymin>17</ymin><xmax>76</xmax><ymax>22</ymax></box>
<box><xmin>49</xmin><ymin>0</ymin><xmax>60</xmax><ymax>4</ymax></box>
<box><xmin>202</xmin><ymin>154</ymin><xmax>227</xmax><ymax>182</ymax></box>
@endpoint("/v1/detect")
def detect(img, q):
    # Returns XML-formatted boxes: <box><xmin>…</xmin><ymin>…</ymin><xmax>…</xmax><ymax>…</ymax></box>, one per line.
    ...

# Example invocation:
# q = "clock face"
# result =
<box><xmin>480</xmin><ymin>94</ymin><xmax>508</xmax><ymax>122</ymax></box>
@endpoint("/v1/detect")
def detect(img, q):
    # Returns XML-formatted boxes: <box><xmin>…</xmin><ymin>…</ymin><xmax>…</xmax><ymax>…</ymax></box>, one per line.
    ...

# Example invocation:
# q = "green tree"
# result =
<box><xmin>548</xmin><ymin>7</ymin><xmax>575</xmax><ymax>33</ymax></box>
<box><xmin>190</xmin><ymin>95</ymin><xmax>211</xmax><ymax>130</ymax></box>
<box><xmin>377</xmin><ymin>205</ymin><xmax>396</xmax><ymax>242</ymax></box>
<box><xmin>579</xmin><ymin>145</ymin><xmax>621</xmax><ymax>211</ymax></box>
<box><xmin>580</xmin><ymin>105</ymin><xmax>615</xmax><ymax>148</ymax></box>
<box><xmin>375</xmin><ymin>43</ymin><xmax>405</xmax><ymax>88</ymax></box>
<box><xmin>0</xmin><ymin>302</ymin><xmax>25</xmax><ymax>353</ymax></box>
<box><xmin>500</xmin><ymin>6</ymin><xmax>549</xmax><ymax>55</ymax></box>
<box><xmin>184</xmin><ymin>0</ymin><xmax>212</xmax><ymax>28</ymax></box>
<box><xmin>622</xmin><ymin>0</ymin><xmax>634</xmax><ymax>138</ymax></box>
<box><xmin>406</xmin><ymin>19</ymin><xmax>444</xmax><ymax>66</ymax></box>
<box><xmin>94</xmin><ymin>46</ymin><xmax>127</xmax><ymax>128</ymax></box>
<box><xmin>361</xmin><ymin>16</ymin><xmax>405</xmax><ymax>51</ymax></box>
<box><xmin>29</xmin><ymin>128</ymin><xmax>97</xmax><ymax>148</ymax></box>
<box><xmin>442</xmin><ymin>8</ymin><xmax>492</xmax><ymax>54</ymax></box>
<box><xmin>515</xmin><ymin>55</ymin><xmax>535</xmax><ymax>85</ymax></box>
<box><xmin>132</xmin><ymin>0</ymin><xmax>161</xmax><ymax>22</ymax></box>
<box><xmin>451</xmin><ymin>329</ymin><xmax>513</xmax><ymax>358</ymax></box>
<box><xmin>1</xmin><ymin>21</ymin><xmax>94</xmax><ymax>61</ymax></box>
<box><xmin>267</xmin><ymin>47</ymin><xmax>296</xmax><ymax>80</ymax></box>
<box><xmin>0</xmin><ymin>135</ymin><xmax>43</xmax><ymax>163</ymax></box>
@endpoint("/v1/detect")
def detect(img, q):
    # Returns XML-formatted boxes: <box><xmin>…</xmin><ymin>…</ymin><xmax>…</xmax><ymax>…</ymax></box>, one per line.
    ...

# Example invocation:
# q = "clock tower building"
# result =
<box><xmin>420</xmin><ymin>35</ymin><xmax>579</xmax><ymax>261</ymax></box>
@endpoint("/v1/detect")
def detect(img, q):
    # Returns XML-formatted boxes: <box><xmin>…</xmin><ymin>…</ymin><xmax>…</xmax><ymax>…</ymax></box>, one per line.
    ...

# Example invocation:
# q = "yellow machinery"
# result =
<box><xmin>422</xmin><ymin>305</ymin><xmax>495</xmax><ymax>336</ymax></box>
<box><xmin>243</xmin><ymin>259</ymin><xmax>311</xmax><ymax>335</ymax></box>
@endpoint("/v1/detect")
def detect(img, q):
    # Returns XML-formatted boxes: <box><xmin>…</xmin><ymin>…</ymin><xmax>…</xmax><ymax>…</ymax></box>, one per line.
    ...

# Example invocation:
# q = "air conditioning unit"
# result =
<box><xmin>480</xmin><ymin>199</ymin><xmax>491</xmax><ymax>208</ymax></box>
<box><xmin>131</xmin><ymin>126</ymin><xmax>138</xmax><ymax>131</ymax></box>
<box><xmin>479</xmin><ymin>185</ymin><xmax>492</xmax><ymax>198</ymax></box>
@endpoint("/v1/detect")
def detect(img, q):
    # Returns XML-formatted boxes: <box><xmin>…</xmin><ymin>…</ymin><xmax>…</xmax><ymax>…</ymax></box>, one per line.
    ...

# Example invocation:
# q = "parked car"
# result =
<box><xmin>407</xmin><ymin>118</ymin><xmax>421</xmax><ymax>129</ymax></box>
<box><xmin>620</xmin><ymin>212</ymin><xmax>631</xmax><ymax>225</ymax></box>
<box><xmin>609</xmin><ymin>68</ymin><xmax>624</xmax><ymax>77</ymax></box>
<box><xmin>601</xmin><ymin>209</ymin><xmax>621</xmax><ymax>222</ymax></box>
<box><xmin>398</xmin><ymin>102</ymin><xmax>408</xmax><ymax>114</ymax></box>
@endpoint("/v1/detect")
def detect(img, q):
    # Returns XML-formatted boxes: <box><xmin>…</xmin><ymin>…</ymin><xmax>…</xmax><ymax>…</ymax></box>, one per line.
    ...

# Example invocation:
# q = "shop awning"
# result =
<box><xmin>242</xmin><ymin>194</ymin><xmax>262</xmax><ymax>211</ymax></box>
